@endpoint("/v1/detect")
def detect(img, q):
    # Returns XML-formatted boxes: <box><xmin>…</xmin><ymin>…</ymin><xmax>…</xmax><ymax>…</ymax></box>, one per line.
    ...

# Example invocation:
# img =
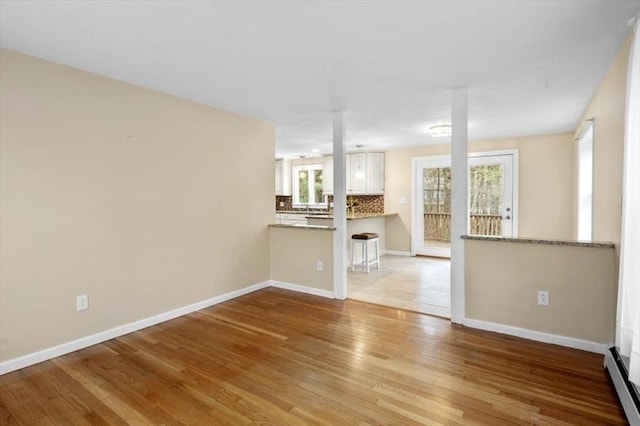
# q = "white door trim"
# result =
<box><xmin>411</xmin><ymin>149</ymin><xmax>519</xmax><ymax>257</ymax></box>
<box><xmin>468</xmin><ymin>149</ymin><xmax>519</xmax><ymax>238</ymax></box>
<box><xmin>411</xmin><ymin>154</ymin><xmax>450</xmax><ymax>257</ymax></box>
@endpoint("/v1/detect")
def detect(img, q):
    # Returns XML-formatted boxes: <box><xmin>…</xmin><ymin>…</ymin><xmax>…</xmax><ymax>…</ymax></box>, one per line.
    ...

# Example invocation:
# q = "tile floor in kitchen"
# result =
<box><xmin>348</xmin><ymin>254</ymin><xmax>451</xmax><ymax>318</ymax></box>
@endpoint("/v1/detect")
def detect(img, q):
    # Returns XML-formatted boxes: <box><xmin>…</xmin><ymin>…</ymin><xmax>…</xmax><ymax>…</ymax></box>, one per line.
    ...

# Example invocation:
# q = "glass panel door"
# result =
<box><xmin>413</xmin><ymin>152</ymin><xmax>515</xmax><ymax>257</ymax></box>
<box><xmin>423</xmin><ymin>166</ymin><xmax>452</xmax><ymax>256</ymax></box>
<box><xmin>469</xmin><ymin>154</ymin><xmax>514</xmax><ymax>237</ymax></box>
<box><xmin>414</xmin><ymin>155</ymin><xmax>452</xmax><ymax>258</ymax></box>
<box><xmin>469</xmin><ymin>164</ymin><xmax>504</xmax><ymax>237</ymax></box>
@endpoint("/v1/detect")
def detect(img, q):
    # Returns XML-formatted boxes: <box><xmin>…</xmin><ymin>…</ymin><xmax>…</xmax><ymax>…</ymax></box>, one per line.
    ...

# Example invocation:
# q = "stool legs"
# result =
<box><xmin>350</xmin><ymin>239</ymin><xmax>355</xmax><ymax>272</ymax></box>
<box><xmin>364</xmin><ymin>240</ymin><xmax>369</xmax><ymax>273</ymax></box>
<box><xmin>350</xmin><ymin>238</ymin><xmax>380</xmax><ymax>273</ymax></box>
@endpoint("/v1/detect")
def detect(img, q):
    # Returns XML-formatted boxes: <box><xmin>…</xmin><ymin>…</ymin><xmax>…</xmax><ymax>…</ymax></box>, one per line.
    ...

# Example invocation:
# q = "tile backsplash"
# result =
<box><xmin>275</xmin><ymin>196</ymin><xmax>294</xmax><ymax>211</ymax></box>
<box><xmin>342</xmin><ymin>195</ymin><xmax>384</xmax><ymax>214</ymax></box>
<box><xmin>276</xmin><ymin>195</ymin><xmax>384</xmax><ymax>214</ymax></box>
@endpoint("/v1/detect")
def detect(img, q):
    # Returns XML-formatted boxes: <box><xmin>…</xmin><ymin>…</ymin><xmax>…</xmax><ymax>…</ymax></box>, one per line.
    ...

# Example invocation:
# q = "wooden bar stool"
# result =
<box><xmin>351</xmin><ymin>232</ymin><xmax>380</xmax><ymax>272</ymax></box>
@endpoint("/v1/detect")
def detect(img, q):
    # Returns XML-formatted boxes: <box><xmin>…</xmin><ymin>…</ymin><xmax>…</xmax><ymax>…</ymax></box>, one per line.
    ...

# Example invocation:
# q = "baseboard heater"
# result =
<box><xmin>605</xmin><ymin>346</ymin><xmax>640</xmax><ymax>425</ymax></box>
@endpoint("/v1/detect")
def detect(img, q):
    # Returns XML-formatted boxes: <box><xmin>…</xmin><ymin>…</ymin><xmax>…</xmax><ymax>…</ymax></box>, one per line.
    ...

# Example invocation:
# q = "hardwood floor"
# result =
<box><xmin>349</xmin><ymin>255</ymin><xmax>451</xmax><ymax>318</ymax></box>
<box><xmin>1</xmin><ymin>288</ymin><xmax>626</xmax><ymax>425</ymax></box>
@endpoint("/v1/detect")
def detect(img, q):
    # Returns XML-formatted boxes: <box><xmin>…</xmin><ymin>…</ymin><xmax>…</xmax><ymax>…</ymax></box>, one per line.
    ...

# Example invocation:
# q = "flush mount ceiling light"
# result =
<box><xmin>430</xmin><ymin>125</ymin><xmax>452</xmax><ymax>137</ymax></box>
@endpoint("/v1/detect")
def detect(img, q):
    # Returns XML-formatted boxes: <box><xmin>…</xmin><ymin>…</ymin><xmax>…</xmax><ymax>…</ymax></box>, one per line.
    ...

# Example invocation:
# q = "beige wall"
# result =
<box><xmin>0</xmin><ymin>49</ymin><xmax>275</xmax><ymax>362</ymax></box>
<box><xmin>269</xmin><ymin>227</ymin><xmax>334</xmax><ymax>292</ymax></box>
<box><xmin>465</xmin><ymin>240</ymin><xmax>616</xmax><ymax>344</ymax></box>
<box><xmin>574</xmin><ymin>33</ymin><xmax>632</xmax><ymax>250</ymax></box>
<box><xmin>384</xmin><ymin>133</ymin><xmax>575</xmax><ymax>252</ymax></box>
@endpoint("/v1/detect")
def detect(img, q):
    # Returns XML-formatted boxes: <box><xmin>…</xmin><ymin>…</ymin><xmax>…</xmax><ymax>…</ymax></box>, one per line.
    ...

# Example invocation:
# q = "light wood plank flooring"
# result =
<box><xmin>349</xmin><ymin>255</ymin><xmax>451</xmax><ymax>318</ymax></box>
<box><xmin>1</xmin><ymin>288</ymin><xmax>625</xmax><ymax>425</ymax></box>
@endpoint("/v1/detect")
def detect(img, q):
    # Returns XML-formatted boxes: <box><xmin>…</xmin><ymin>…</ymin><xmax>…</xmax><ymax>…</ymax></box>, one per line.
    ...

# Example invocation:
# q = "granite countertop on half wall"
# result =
<box><xmin>461</xmin><ymin>235</ymin><xmax>615</xmax><ymax>249</ymax></box>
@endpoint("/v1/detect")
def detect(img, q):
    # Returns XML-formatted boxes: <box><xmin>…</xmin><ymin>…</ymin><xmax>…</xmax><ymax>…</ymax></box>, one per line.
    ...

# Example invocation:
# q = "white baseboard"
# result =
<box><xmin>11</xmin><ymin>285</ymin><xmax>610</xmax><ymax>375</ymax></box>
<box><xmin>605</xmin><ymin>347</ymin><xmax>640</xmax><ymax>425</ymax></box>
<box><xmin>269</xmin><ymin>280</ymin><xmax>335</xmax><ymax>299</ymax></box>
<box><xmin>0</xmin><ymin>280</ymin><xmax>335</xmax><ymax>375</ymax></box>
<box><xmin>384</xmin><ymin>250</ymin><xmax>412</xmax><ymax>256</ymax></box>
<box><xmin>462</xmin><ymin>318</ymin><xmax>608</xmax><ymax>354</ymax></box>
<box><xmin>0</xmin><ymin>281</ymin><xmax>271</xmax><ymax>375</ymax></box>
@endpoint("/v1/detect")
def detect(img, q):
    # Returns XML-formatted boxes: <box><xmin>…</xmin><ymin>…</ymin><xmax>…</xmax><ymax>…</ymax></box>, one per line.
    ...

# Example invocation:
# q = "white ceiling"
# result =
<box><xmin>1</xmin><ymin>1</ymin><xmax>638</xmax><ymax>158</ymax></box>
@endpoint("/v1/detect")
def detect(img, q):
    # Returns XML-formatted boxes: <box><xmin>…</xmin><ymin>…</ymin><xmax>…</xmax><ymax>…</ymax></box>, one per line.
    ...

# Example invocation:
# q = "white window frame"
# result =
<box><xmin>292</xmin><ymin>164</ymin><xmax>326</xmax><ymax>208</ymax></box>
<box><xmin>576</xmin><ymin>120</ymin><xmax>594</xmax><ymax>241</ymax></box>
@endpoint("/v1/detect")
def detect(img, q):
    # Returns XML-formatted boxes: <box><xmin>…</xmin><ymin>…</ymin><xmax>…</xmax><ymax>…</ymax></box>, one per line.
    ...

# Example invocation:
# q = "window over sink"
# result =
<box><xmin>292</xmin><ymin>164</ymin><xmax>325</xmax><ymax>208</ymax></box>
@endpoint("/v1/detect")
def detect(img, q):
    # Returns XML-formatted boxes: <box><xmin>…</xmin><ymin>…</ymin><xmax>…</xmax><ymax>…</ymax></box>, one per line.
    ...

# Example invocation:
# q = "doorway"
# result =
<box><xmin>412</xmin><ymin>150</ymin><xmax>518</xmax><ymax>257</ymax></box>
<box><xmin>348</xmin><ymin>254</ymin><xmax>451</xmax><ymax>318</ymax></box>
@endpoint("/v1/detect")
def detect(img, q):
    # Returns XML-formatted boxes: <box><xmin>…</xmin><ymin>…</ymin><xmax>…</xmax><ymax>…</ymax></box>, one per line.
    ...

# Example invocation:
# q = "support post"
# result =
<box><xmin>450</xmin><ymin>88</ymin><xmax>468</xmax><ymax>324</ymax></box>
<box><xmin>333</xmin><ymin>111</ymin><xmax>347</xmax><ymax>299</ymax></box>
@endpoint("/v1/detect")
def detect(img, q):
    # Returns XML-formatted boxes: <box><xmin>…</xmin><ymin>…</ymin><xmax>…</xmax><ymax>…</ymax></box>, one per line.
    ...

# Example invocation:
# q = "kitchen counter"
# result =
<box><xmin>306</xmin><ymin>213</ymin><xmax>396</xmax><ymax>227</ymax></box>
<box><xmin>275</xmin><ymin>210</ymin><xmax>397</xmax><ymax>220</ymax></box>
<box><xmin>272</xmin><ymin>213</ymin><xmax>396</xmax><ymax>267</ymax></box>
<box><xmin>306</xmin><ymin>212</ymin><xmax>397</xmax><ymax>220</ymax></box>
<box><xmin>276</xmin><ymin>210</ymin><xmax>329</xmax><ymax>215</ymax></box>
<box><xmin>275</xmin><ymin>210</ymin><xmax>329</xmax><ymax>225</ymax></box>
<box><xmin>269</xmin><ymin>223</ymin><xmax>335</xmax><ymax>231</ymax></box>
<box><xmin>275</xmin><ymin>210</ymin><xmax>397</xmax><ymax>226</ymax></box>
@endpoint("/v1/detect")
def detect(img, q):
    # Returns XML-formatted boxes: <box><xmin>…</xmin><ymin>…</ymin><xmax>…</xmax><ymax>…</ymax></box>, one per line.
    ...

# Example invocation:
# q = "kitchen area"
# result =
<box><xmin>270</xmin><ymin>150</ymin><xmax>450</xmax><ymax>318</ymax></box>
<box><xmin>270</xmin><ymin>150</ymin><xmax>452</xmax><ymax>318</ymax></box>
<box><xmin>274</xmin><ymin>152</ymin><xmax>396</xmax><ymax>262</ymax></box>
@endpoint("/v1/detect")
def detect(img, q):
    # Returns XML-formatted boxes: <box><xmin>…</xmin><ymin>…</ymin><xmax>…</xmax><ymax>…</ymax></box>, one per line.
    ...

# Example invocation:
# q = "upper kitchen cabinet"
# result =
<box><xmin>320</xmin><ymin>152</ymin><xmax>385</xmax><ymax>195</ymax></box>
<box><xmin>275</xmin><ymin>158</ymin><xmax>292</xmax><ymax>196</ymax></box>
<box><xmin>347</xmin><ymin>153</ymin><xmax>367</xmax><ymax>194</ymax></box>
<box><xmin>365</xmin><ymin>152</ymin><xmax>385</xmax><ymax>194</ymax></box>
<box><xmin>322</xmin><ymin>155</ymin><xmax>333</xmax><ymax>194</ymax></box>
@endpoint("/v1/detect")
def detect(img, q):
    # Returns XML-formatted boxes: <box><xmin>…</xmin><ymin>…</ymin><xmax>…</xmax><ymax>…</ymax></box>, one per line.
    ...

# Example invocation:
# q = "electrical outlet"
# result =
<box><xmin>316</xmin><ymin>260</ymin><xmax>323</xmax><ymax>271</ymax></box>
<box><xmin>279</xmin><ymin>201</ymin><xmax>284</xmax><ymax>207</ymax></box>
<box><xmin>537</xmin><ymin>291</ymin><xmax>549</xmax><ymax>306</ymax></box>
<box><xmin>76</xmin><ymin>294</ymin><xmax>89</xmax><ymax>311</ymax></box>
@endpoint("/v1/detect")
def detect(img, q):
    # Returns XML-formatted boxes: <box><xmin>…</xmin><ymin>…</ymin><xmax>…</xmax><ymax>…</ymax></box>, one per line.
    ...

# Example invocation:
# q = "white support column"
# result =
<box><xmin>450</xmin><ymin>88</ymin><xmax>468</xmax><ymax>324</ymax></box>
<box><xmin>333</xmin><ymin>111</ymin><xmax>347</xmax><ymax>300</ymax></box>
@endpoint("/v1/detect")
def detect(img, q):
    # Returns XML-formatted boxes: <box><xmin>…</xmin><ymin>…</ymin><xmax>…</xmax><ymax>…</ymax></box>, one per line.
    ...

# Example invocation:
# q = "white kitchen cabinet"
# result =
<box><xmin>275</xmin><ymin>160</ymin><xmax>282</xmax><ymax>193</ymax></box>
<box><xmin>319</xmin><ymin>152</ymin><xmax>384</xmax><ymax>195</ymax></box>
<box><xmin>275</xmin><ymin>158</ymin><xmax>292</xmax><ymax>196</ymax></box>
<box><xmin>347</xmin><ymin>153</ymin><xmax>367</xmax><ymax>194</ymax></box>
<box><xmin>366</xmin><ymin>152</ymin><xmax>385</xmax><ymax>194</ymax></box>
<box><xmin>275</xmin><ymin>213</ymin><xmax>307</xmax><ymax>225</ymax></box>
<box><xmin>322</xmin><ymin>155</ymin><xmax>333</xmax><ymax>195</ymax></box>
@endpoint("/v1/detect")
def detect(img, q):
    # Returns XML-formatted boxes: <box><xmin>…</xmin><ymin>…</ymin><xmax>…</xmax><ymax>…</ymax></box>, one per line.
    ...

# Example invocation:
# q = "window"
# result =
<box><xmin>576</xmin><ymin>120</ymin><xmax>594</xmax><ymax>241</ymax></box>
<box><xmin>292</xmin><ymin>164</ymin><xmax>325</xmax><ymax>207</ymax></box>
